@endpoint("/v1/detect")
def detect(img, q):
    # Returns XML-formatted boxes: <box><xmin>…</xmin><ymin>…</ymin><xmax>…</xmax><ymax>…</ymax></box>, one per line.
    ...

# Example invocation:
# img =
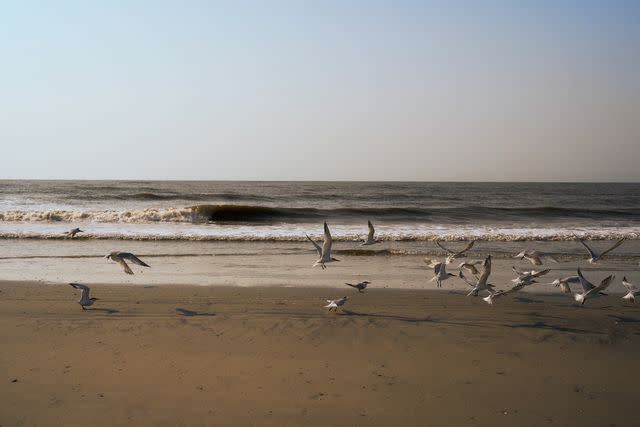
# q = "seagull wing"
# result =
<box><xmin>435</xmin><ymin>241</ymin><xmax>454</xmax><ymax>255</ymax></box>
<box><xmin>599</xmin><ymin>238</ymin><xmax>625</xmax><ymax>257</ymax></box>
<box><xmin>433</xmin><ymin>263</ymin><xmax>443</xmax><ymax>275</ymax></box>
<box><xmin>576</xmin><ymin>268</ymin><xmax>594</xmax><ymax>292</ymax></box>
<box><xmin>321</xmin><ymin>222</ymin><xmax>333</xmax><ymax>257</ymax></box>
<box><xmin>457</xmin><ymin>240</ymin><xmax>475</xmax><ymax>255</ymax></box>
<box><xmin>585</xmin><ymin>275</ymin><xmax>614</xmax><ymax>297</ymax></box>
<box><xmin>367</xmin><ymin>220</ymin><xmax>375</xmax><ymax>241</ymax></box>
<box><xmin>622</xmin><ymin>277</ymin><xmax>637</xmax><ymax>292</ymax></box>
<box><xmin>576</xmin><ymin>238</ymin><xmax>596</xmax><ymax>259</ymax></box>
<box><xmin>69</xmin><ymin>283</ymin><xmax>90</xmax><ymax>299</ymax></box>
<box><xmin>458</xmin><ymin>270</ymin><xmax>476</xmax><ymax>287</ymax></box>
<box><xmin>478</xmin><ymin>256</ymin><xmax>491</xmax><ymax>284</ymax></box>
<box><xmin>121</xmin><ymin>253</ymin><xmax>150</xmax><ymax>267</ymax></box>
<box><xmin>530</xmin><ymin>269</ymin><xmax>551</xmax><ymax>278</ymax></box>
<box><xmin>305</xmin><ymin>234</ymin><xmax>322</xmax><ymax>256</ymax></box>
<box><xmin>424</xmin><ymin>258</ymin><xmax>440</xmax><ymax>268</ymax></box>
<box><xmin>116</xmin><ymin>258</ymin><xmax>134</xmax><ymax>275</ymax></box>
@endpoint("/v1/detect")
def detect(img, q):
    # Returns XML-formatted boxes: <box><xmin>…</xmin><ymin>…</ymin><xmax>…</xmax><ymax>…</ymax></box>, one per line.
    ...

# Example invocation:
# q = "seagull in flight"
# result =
<box><xmin>325</xmin><ymin>296</ymin><xmax>347</xmax><ymax>312</ymax></box>
<box><xmin>511</xmin><ymin>266</ymin><xmax>551</xmax><ymax>283</ymax></box>
<box><xmin>621</xmin><ymin>277</ymin><xmax>640</xmax><ymax>303</ymax></box>
<box><xmin>574</xmin><ymin>268</ymin><xmax>614</xmax><ymax>306</ymax></box>
<box><xmin>310</xmin><ymin>222</ymin><xmax>340</xmax><ymax>270</ymax></box>
<box><xmin>483</xmin><ymin>282</ymin><xmax>525</xmax><ymax>305</ymax></box>
<box><xmin>456</xmin><ymin>260</ymin><xmax>484</xmax><ymax>275</ymax></box>
<box><xmin>435</xmin><ymin>240</ymin><xmax>475</xmax><ymax>264</ymax></box>
<box><xmin>105</xmin><ymin>251</ymin><xmax>150</xmax><ymax>275</ymax></box>
<box><xmin>360</xmin><ymin>220</ymin><xmax>380</xmax><ymax>246</ymax></box>
<box><xmin>64</xmin><ymin>227</ymin><xmax>84</xmax><ymax>239</ymax></box>
<box><xmin>68</xmin><ymin>283</ymin><xmax>98</xmax><ymax>310</ymax></box>
<box><xmin>430</xmin><ymin>261</ymin><xmax>455</xmax><ymax>288</ymax></box>
<box><xmin>574</xmin><ymin>236</ymin><xmax>626</xmax><ymax>264</ymax></box>
<box><xmin>548</xmin><ymin>276</ymin><xmax>580</xmax><ymax>294</ymax></box>
<box><xmin>514</xmin><ymin>250</ymin><xmax>559</xmax><ymax>266</ymax></box>
<box><xmin>345</xmin><ymin>281</ymin><xmax>370</xmax><ymax>293</ymax></box>
<box><xmin>460</xmin><ymin>255</ymin><xmax>494</xmax><ymax>296</ymax></box>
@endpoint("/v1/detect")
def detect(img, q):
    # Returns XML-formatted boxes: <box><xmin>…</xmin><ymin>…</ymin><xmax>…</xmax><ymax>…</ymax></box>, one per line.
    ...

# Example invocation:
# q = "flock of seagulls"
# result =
<box><xmin>62</xmin><ymin>224</ymin><xmax>635</xmax><ymax>312</ymax></box>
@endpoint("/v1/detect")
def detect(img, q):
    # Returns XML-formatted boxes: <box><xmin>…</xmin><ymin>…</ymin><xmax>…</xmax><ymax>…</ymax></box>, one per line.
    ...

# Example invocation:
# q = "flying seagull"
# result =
<box><xmin>456</xmin><ymin>260</ymin><xmax>484</xmax><ymax>275</ymax></box>
<box><xmin>511</xmin><ymin>267</ymin><xmax>551</xmax><ymax>283</ymax></box>
<box><xmin>548</xmin><ymin>276</ymin><xmax>580</xmax><ymax>294</ymax></box>
<box><xmin>430</xmin><ymin>261</ymin><xmax>455</xmax><ymax>288</ymax></box>
<box><xmin>325</xmin><ymin>296</ymin><xmax>347</xmax><ymax>312</ymax></box>
<box><xmin>345</xmin><ymin>281</ymin><xmax>370</xmax><ymax>293</ymax></box>
<box><xmin>105</xmin><ymin>251</ymin><xmax>150</xmax><ymax>275</ymax></box>
<box><xmin>68</xmin><ymin>283</ymin><xmax>98</xmax><ymax>310</ymax></box>
<box><xmin>64</xmin><ymin>227</ymin><xmax>84</xmax><ymax>239</ymax></box>
<box><xmin>460</xmin><ymin>255</ymin><xmax>494</xmax><ymax>296</ymax></box>
<box><xmin>360</xmin><ymin>220</ymin><xmax>380</xmax><ymax>246</ymax></box>
<box><xmin>312</xmin><ymin>222</ymin><xmax>340</xmax><ymax>270</ymax></box>
<box><xmin>514</xmin><ymin>250</ymin><xmax>559</xmax><ymax>266</ymax></box>
<box><xmin>483</xmin><ymin>282</ymin><xmax>525</xmax><ymax>305</ymax></box>
<box><xmin>435</xmin><ymin>240</ymin><xmax>475</xmax><ymax>264</ymax></box>
<box><xmin>574</xmin><ymin>268</ymin><xmax>614</xmax><ymax>306</ymax></box>
<box><xmin>574</xmin><ymin>236</ymin><xmax>626</xmax><ymax>264</ymax></box>
<box><xmin>622</xmin><ymin>277</ymin><xmax>640</xmax><ymax>303</ymax></box>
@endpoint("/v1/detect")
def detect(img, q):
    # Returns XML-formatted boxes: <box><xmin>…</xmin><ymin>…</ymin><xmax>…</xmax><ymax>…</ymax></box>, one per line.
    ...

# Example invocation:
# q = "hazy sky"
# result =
<box><xmin>1</xmin><ymin>1</ymin><xmax>639</xmax><ymax>181</ymax></box>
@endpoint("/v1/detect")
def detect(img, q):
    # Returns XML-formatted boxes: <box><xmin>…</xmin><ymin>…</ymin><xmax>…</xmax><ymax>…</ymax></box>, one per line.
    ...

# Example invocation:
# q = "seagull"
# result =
<box><xmin>483</xmin><ymin>282</ymin><xmax>525</xmax><ymax>305</ymax></box>
<box><xmin>360</xmin><ymin>220</ymin><xmax>380</xmax><ymax>246</ymax></box>
<box><xmin>64</xmin><ymin>227</ymin><xmax>84</xmax><ymax>239</ymax></box>
<box><xmin>511</xmin><ymin>267</ymin><xmax>551</xmax><ymax>283</ymax></box>
<box><xmin>621</xmin><ymin>277</ymin><xmax>640</xmax><ymax>303</ymax></box>
<box><xmin>574</xmin><ymin>268</ymin><xmax>614</xmax><ymax>305</ymax></box>
<box><xmin>456</xmin><ymin>260</ymin><xmax>484</xmax><ymax>275</ymax></box>
<box><xmin>325</xmin><ymin>296</ymin><xmax>347</xmax><ymax>312</ymax></box>
<box><xmin>548</xmin><ymin>276</ymin><xmax>580</xmax><ymax>294</ymax></box>
<box><xmin>574</xmin><ymin>236</ymin><xmax>626</xmax><ymax>264</ymax></box>
<box><xmin>105</xmin><ymin>251</ymin><xmax>150</xmax><ymax>275</ymax></box>
<box><xmin>345</xmin><ymin>281</ymin><xmax>370</xmax><ymax>293</ymax></box>
<box><xmin>460</xmin><ymin>255</ymin><xmax>494</xmax><ymax>296</ymax></box>
<box><xmin>430</xmin><ymin>261</ymin><xmax>455</xmax><ymax>288</ymax></box>
<box><xmin>68</xmin><ymin>283</ymin><xmax>98</xmax><ymax>310</ymax></box>
<box><xmin>514</xmin><ymin>250</ymin><xmax>559</xmax><ymax>266</ymax></box>
<box><xmin>435</xmin><ymin>240</ymin><xmax>475</xmax><ymax>264</ymax></box>
<box><xmin>312</xmin><ymin>222</ymin><xmax>340</xmax><ymax>270</ymax></box>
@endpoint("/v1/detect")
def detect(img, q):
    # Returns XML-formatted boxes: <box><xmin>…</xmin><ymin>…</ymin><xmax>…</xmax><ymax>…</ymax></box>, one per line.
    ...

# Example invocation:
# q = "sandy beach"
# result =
<box><xmin>2</xmin><ymin>279</ymin><xmax>640</xmax><ymax>426</ymax></box>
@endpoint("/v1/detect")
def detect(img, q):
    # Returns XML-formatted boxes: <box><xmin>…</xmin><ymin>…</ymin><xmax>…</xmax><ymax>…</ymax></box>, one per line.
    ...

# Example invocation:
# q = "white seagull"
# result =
<box><xmin>311</xmin><ymin>222</ymin><xmax>340</xmax><ymax>270</ymax></box>
<box><xmin>435</xmin><ymin>240</ymin><xmax>476</xmax><ymax>264</ymax></box>
<box><xmin>325</xmin><ymin>296</ymin><xmax>348</xmax><ymax>312</ymax></box>
<box><xmin>575</xmin><ymin>236</ymin><xmax>626</xmax><ymax>264</ymax></box>
<box><xmin>483</xmin><ymin>282</ymin><xmax>525</xmax><ymax>305</ymax></box>
<box><xmin>360</xmin><ymin>220</ymin><xmax>380</xmax><ymax>246</ymax></box>
<box><xmin>460</xmin><ymin>255</ymin><xmax>494</xmax><ymax>296</ymax></box>
<box><xmin>68</xmin><ymin>283</ymin><xmax>98</xmax><ymax>310</ymax></box>
<box><xmin>511</xmin><ymin>267</ymin><xmax>551</xmax><ymax>283</ymax></box>
<box><xmin>548</xmin><ymin>276</ymin><xmax>580</xmax><ymax>294</ymax></box>
<box><xmin>64</xmin><ymin>227</ymin><xmax>84</xmax><ymax>239</ymax></box>
<box><xmin>345</xmin><ymin>281</ymin><xmax>370</xmax><ymax>293</ymax></box>
<box><xmin>105</xmin><ymin>251</ymin><xmax>151</xmax><ymax>275</ymax></box>
<box><xmin>622</xmin><ymin>277</ymin><xmax>640</xmax><ymax>303</ymax></box>
<box><xmin>430</xmin><ymin>261</ymin><xmax>455</xmax><ymax>288</ymax></box>
<box><xmin>514</xmin><ymin>250</ymin><xmax>559</xmax><ymax>266</ymax></box>
<box><xmin>574</xmin><ymin>268</ymin><xmax>614</xmax><ymax>306</ymax></box>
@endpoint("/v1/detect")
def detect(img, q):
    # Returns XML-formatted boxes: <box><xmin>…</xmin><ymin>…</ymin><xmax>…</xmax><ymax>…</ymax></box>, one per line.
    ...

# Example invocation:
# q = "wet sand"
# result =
<box><xmin>2</xmin><ymin>281</ymin><xmax>640</xmax><ymax>426</ymax></box>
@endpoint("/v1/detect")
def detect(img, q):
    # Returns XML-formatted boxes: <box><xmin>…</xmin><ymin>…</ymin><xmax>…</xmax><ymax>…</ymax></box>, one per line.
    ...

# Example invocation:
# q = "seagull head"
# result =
<box><xmin>104</xmin><ymin>254</ymin><xmax>112</xmax><ymax>260</ymax></box>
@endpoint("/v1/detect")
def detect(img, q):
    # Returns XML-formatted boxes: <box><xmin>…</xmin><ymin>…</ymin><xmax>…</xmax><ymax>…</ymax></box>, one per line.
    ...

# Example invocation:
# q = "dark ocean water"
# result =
<box><xmin>0</xmin><ymin>180</ymin><xmax>638</xmax><ymax>241</ymax></box>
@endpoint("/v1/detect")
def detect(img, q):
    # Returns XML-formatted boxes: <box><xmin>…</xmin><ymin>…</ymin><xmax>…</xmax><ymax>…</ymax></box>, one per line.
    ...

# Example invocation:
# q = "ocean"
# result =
<box><xmin>0</xmin><ymin>180</ymin><xmax>638</xmax><ymax>242</ymax></box>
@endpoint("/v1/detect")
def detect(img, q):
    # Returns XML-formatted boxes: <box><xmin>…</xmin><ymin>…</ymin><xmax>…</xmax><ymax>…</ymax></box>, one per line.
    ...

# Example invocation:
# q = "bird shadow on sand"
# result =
<box><xmin>508</xmin><ymin>321</ymin><xmax>594</xmax><ymax>334</ymax></box>
<box><xmin>513</xmin><ymin>296</ymin><xmax>546</xmax><ymax>304</ymax></box>
<box><xmin>87</xmin><ymin>307</ymin><xmax>119</xmax><ymax>314</ymax></box>
<box><xmin>175</xmin><ymin>308</ymin><xmax>216</xmax><ymax>317</ymax></box>
<box><xmin>340</xmin><ymin>310</ymin><xmax>432</xmax><ymax>323</ymax></box>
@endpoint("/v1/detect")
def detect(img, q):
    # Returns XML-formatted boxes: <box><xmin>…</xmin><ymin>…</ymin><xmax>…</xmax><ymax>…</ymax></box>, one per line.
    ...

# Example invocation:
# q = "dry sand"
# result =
<box><xmin>2</xmin><ymin>280</ymin><xmax>640</xmax><ymax>426</ymax></box>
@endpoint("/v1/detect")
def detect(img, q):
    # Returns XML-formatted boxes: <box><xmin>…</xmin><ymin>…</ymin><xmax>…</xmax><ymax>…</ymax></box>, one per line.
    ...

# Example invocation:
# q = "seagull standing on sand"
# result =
<box><xmin>311</xmin><ymin>222</ymin><xmax>340</xmax><ymax>270</ymax></box>
<box><xmin>574</xmin><ymin>268</ymin><xmax>614</xmax><ymax>306</ymax></box>
<box><xmin>460</xmin><ymin>255</ymin><xmax>494</xmax><ymax>296</ymax></box>
<box><xmin>574</xmin><ymin>236</ymin><xmax>626</xmax><ymax>264</ymax></box>
<box><xmin>360</xmin><ymin>220</ymin><xmax>380</xmax><ymax>246</ymax></box>
<box><xmin>430</xmin><ymin>261</ymin><xmax>455</xmax><ymax>288</ymax></box>
<box><xmin>64</xmin><ymin>227</ymin><xmax>84</xmax><ymax>239</ymax></box>
<box><xmin>68</xmin><ymin>283</ymin><xmax>98</xmax><ymax>310</ymax></box>
<box><xmin>345</xmin><ymin>281</ymin><xmax>370</xmax><ymax>293</ymax></box>
<box><xmin>435</xmin><ymin>240</ymin><xmax>475</xmax><ymax>264</ymax></box>
<box><xmin>514</xmin><ymin>250</ymin><xmax>559</xmax><ymax>266</ymax></box>
<box><xmin>105</xmin><ymin>251</ymin><xmax>151</xmax><ymax>275</ymax></box>
<box><xmin>325</xmin><ymin>296</ymin><xmax>347</xmax><ymax>312</ymax></box>
<box><xmin>548</xmin><ymin>276</ymin><xmax>580</xmax><ymax>294</ymax></box>
<box><xmin>621</xmin><ymin>277</ymin><xmax>640</xmax><ymax>303</ymax></box>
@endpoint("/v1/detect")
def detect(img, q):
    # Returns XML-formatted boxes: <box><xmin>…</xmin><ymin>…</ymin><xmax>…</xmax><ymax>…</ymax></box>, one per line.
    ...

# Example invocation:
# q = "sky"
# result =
<box><xmin>0</xmin><ymin>0</ymin><xmax>639</xmax><ymax>181</ymax></box>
